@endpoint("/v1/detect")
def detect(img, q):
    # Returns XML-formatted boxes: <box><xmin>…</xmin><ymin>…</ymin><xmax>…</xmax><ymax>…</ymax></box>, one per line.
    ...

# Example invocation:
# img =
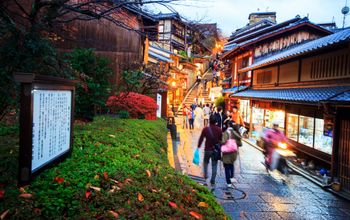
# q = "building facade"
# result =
<box><xmin>231</xmin><ymin>29</ymin><xmax>350</xmax><ymax>193</ymax></box>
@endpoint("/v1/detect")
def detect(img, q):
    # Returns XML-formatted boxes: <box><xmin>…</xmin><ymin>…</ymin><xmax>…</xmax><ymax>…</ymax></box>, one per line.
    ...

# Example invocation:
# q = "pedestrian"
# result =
<box><xmin>197</xmin><ymin>82</ymin><xmax>203</xmax><ymax>97</ymax></box>
<box><xmin>188</xmin><ymin>107</ymin><xmax>195</xmax><ymax>130</ymax></box>
<box><xmin>191</xmin><ymin>101</ymin><xmax>197</xmax><ymax>111</ymax></box>
<box><xmin>194</xmin><ymin>104</ymin><xmax>204</xmax><ymax>129</ymax></box>
<box><xmin>224</xmin><ymin>110</ymin><xmax>232</xmax><ymax>125</ymax></box>
<box><xmin>222</xmin><ymin>121</ymin><xmax>242</xmax><ymax>187</ymax></box>
<box><xmin>182</xmin><ymin>104</ymin><xmax>189</xmax><ymax>129</ymax></box>
<box><xmin>171</xmin><ymin>104</ymin><xmax>176</xmax><ymax>117</ymax></box>
<box><xmin>221</xmin><ymin>121</ymin><xmax>239</xmax><ymax>188</ymax></box>
<box><xmin>197</xmin><ymin>115</ymin><xmax>223</xmax><ymax>187</ymax></box>
<box><xmin>203</xmin><ymin>104</ymin><xmax>211</xmax><ymax>127</ymax></box>
<box><xmin>214</xmin><ymin>106</ymin><xmax>227</xmax><ymax>131</ymax></box>
<box><xmin>204</xmin><ymin>79</ymin><xmax>207</xmax><ymax>90</ymax></box>
<box><xmin>231</xmin><ymin>106</ymin><xmax>245</xmax><ymax>127</ymax></box>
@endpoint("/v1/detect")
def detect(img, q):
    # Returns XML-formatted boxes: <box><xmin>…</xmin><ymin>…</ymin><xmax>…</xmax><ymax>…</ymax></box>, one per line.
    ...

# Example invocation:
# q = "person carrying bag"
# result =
<box><xmin>221</xmin><ymin>121</ymin><xmax>242</xmax><ymax>188</ymax></box>
<box><xmin>197</xmin><ymin>115</ymin><xmax>222</xmax><ymax>187</ymax></box>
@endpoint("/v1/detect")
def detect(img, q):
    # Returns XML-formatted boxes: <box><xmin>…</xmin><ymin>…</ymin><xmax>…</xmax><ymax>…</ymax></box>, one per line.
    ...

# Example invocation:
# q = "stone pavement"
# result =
<box><xmin>170</xmin><ymin>117</ymin><xmax>350</xmax><ymax>220</ymax></box>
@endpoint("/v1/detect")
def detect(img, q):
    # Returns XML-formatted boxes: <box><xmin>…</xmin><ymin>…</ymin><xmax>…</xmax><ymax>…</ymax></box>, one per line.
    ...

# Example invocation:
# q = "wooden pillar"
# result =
<box><xmin>249</xmin><ymin>100</ymin><xmax>253</xmax><ymax>138</ymax></box>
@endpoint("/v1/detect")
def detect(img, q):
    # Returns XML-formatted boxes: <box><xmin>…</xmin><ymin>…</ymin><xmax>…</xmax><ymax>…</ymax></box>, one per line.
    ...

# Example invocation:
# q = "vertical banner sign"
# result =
<box><xmin>15</xmin><ymin>74</ymin><xmax>76</xmax><ymax>185</ymax></box>
<box><xmin>157</xmin><ymin>93</ymin><xmax>162</xmax><ymax>118</ymax></box>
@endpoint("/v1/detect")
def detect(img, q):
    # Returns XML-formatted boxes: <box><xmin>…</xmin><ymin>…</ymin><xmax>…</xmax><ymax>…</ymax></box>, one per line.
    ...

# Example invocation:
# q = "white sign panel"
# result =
<box><xmin>32</xmin><ymin>90</ymin><xmax>72</xmax><ymax>172</ymax></box>
<box><xmin>156</xmin><ymin>93</ymin><xmax>162</xmax><ymax>118</ymax></box>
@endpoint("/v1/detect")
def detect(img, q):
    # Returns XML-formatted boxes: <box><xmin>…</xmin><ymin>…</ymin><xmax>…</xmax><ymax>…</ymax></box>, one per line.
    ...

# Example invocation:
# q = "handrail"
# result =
<box><xmin>175</xmin><ymin>68</ymin><xmax>211</xmax><ymax>115</ymax></box>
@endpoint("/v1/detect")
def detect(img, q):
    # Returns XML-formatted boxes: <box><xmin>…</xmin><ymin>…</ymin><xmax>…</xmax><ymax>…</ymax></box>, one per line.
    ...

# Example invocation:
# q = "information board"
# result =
<box><xmin>32</xmin><ymin>90</ymin><xmax>72</xmax><ymax>172</ymax></box>
<box><xmin>157</xmin><ymin>93</ymin><xmax>162</xmax><ymax>118</ymax></box>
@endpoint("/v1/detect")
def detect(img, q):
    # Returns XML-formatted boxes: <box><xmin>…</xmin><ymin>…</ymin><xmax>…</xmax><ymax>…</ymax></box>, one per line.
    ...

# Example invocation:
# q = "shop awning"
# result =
<box><xmin>149</xmin><ymin>51</ymin><xmax>173</xmax><ymax>63</ymax></box>
<box><xmin>223</xmin><ymin>85</ymin><xmax>247</xmax><ymax>94</ymax></box>
<box><xmin>230</xmin><ymin>86</ymin><xmax>350</xmax><ymax>104</ymax></box>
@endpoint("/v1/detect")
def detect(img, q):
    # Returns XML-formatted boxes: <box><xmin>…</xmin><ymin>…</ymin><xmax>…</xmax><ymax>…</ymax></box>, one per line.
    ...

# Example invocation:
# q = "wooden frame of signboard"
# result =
<box><xmin>14</xmin><ymin>73</ymin><xmax>76</xmax><ymax>186</ymax></box>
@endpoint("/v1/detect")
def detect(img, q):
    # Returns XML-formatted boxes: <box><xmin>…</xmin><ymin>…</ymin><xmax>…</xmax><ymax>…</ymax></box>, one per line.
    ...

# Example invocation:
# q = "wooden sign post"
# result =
<box><xmin>14</xmin><ymin>73</ymin><xmax>76</xmax><ymax>185</ymax></box>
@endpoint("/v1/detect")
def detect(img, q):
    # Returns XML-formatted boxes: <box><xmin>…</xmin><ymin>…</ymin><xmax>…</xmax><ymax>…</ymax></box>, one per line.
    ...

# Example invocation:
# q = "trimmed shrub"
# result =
<box><xmin>106</xmin><ymin>92</ymin><xmax>157</xmax><ymax>120</ymax></box>
<box><xmin>118</xmin><ymin>110</ymin><xmax>130</xmax><ymax>119</ymax></box>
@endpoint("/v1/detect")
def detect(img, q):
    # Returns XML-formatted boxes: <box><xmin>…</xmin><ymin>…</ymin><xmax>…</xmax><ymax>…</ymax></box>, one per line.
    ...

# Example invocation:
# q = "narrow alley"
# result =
<box><xmin>170</xmin><ymin>117</ymin><xmax>350</xmax><ymax>220</ymax></box>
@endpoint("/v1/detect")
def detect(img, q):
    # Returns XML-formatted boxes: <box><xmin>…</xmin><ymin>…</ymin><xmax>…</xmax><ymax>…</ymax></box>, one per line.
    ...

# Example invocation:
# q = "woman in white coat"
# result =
<box><xmin>194</xmin><ymin>105</ymin><xmax>204</xmax><ymax>129</ymax></box>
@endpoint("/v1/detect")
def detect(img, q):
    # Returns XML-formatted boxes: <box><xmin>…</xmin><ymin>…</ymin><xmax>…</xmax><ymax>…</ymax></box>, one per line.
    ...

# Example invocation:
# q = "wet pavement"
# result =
<box><xmin>170</xmin><ymin>117</ymin><xmax>350</xmax><ymax>220</ymax></box>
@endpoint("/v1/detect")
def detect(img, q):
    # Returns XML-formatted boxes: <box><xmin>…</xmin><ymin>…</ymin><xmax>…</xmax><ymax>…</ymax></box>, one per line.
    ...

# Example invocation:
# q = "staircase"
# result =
<box><xmin>177</xmin><ymin>70</ymin><xmax>213</xmax><ymax>114</ymax></box>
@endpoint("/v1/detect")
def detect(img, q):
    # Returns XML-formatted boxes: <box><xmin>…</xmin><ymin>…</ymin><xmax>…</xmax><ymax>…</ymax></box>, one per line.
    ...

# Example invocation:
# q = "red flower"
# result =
<box><xmin>0</xmin><ymin>190</ymin><xmax>5</xmax><ymax>199</ymax></box>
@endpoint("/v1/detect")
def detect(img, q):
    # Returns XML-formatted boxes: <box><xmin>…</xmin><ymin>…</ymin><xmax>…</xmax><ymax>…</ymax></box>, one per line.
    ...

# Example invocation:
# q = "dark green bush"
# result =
<box><xmin>118</xmin><ymin>110</ymin><xmax>130</xmax><ymax>119</ymax></box>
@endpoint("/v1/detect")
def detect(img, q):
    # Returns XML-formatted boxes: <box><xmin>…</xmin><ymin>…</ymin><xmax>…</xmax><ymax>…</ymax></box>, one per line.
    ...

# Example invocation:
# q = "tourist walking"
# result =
<box><xmin>203</xmin><ymin>104</ymin><xmax>211</xmax><ymax>127</ymax></box>
<box><xmin>194</xmin><ymin>105</ymin><xmax>204</xmax><ymax>129</ymax></box>
<box><xmin>214</xmin><ymin>106</ymin><xmax>227</xmax><ymax>131</ymax></box>
<box><xmin>197</xmin><ymin>82</ymin><xmax>203</xmax><ymax>97</ymax></box>
<box><xmin>182</xmin><ymin>104</ymin><xmax>189</xmax><ymax>129</ymax></box>
<box><xmin>197</xmin><ymin>116</ymin><xmax>223</xmax><ymax>187</ymax></box>
<box><xmin>188</xmin><ymin>108</ymin><xmax>195</xmax><ymax>130</ymax></box>
<box><xmin>221</xmin><ymin>121</ymin><xmax>242</xmax><ymax>187</ymax></box>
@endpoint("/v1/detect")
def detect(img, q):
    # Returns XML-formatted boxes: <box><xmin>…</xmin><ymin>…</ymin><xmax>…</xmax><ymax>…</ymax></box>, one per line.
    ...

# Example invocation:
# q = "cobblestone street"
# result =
<box><xmin>171</xmin><ymin>117</ymin><xmax>350</xmax><ymax>220</ymax></box>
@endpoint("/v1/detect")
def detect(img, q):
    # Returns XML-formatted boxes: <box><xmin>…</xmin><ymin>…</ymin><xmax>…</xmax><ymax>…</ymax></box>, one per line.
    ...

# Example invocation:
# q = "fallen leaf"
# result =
<box><xmin>94</xmin><ymin>174</ymin><xmax>100</xmax><ymax>180</ymax></box>
<box><xmin>90</xmin><ymin>186</ymin><xmax>101</xmax><ymax>192</ymax></box>
<box><xmin>33</xmin><ymin>208</ymin><xmax>41</xmax><ymax>215</ymax></box>
<box><xmin>103</xmin><ymin>172</ymin><xmax>109</xmax><ymax>180</ymax></box>
<box><xmin>189</xmin><ymin>211</ymin><xmax>202</xmax><ymax>219</ymax></box>
<box><xmin>108</xmin><ymin>210</ymin><xmax>119</xmax><ymax>218</ymax></box>
<box><xmin>0</xmin><ymin>209</ymin><xmax>9</xmax><ymax>219</ymax></box>
<box><xmin>85</xmin><ymin>191</ymin><xmax>91</xmax><ymax>199</ymax></box>
<box><xmin>108</xmin><ymin>134</ymin><xmax>115</xmax><ymax>138</ymax></box>
<box><xmin>168</xmin><ymin>202</ymin><xmax>178</xmax><ymax>209</ymax></box>
<box><xmin>54</xmin><ymin>177</ymin><xmax>64</xmax><ymax>183</ymax></box>
<box><xmin>151</xmin><ymin>189</ymin><xmax>158</xmax><ymax>193</ymax></box>
<box><xmin>133</xmin><ymin>154</ymin><xmax>140</xmax><ymax>158</ymax></box>
<box><xmin>94</xmin><ymin>142</ymin><xmax>102</xmax><ymax>146</ymax></box>
<box><xmin>198</xmin><ymin>202</ymin><xmax>209</xmax><ymax>208</ymax></box>
<box><xmin>0</xmin><ymin>190</ymin><xmax>4</xmax><ymax>199</ymax></box>
<box><xmin>124</xmin><ymin>178</ymin><xmax>132</xmax><ymax>184</ymax></box>
<box><xmin>110</xmin><ymin>179</ymin><xmax>119</xmax><ymax>184</ymax></box>
<box><xmin>19</xmin><ymin>187</ymin><xmax>27</xmax><ymax>193</ymax></box>
<box><xmin>145</xmin><ymin>170</ymin><xmax>151</xmax><ymax>178</ymax></box>
<box><xmin>137</xmin><ymin>192</ymin><xmax>144</xmax><ymax>202</ymax></box>
<box><xmin>19</xmin><ymin>193</ymin><xmax>33</xmax><ymax>198</ymax></box>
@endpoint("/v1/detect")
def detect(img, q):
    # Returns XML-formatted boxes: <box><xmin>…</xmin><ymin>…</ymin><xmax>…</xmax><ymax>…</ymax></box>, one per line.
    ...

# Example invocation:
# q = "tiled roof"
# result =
<box><xmin>240</xmin><ymin>28</ymin><xmax>350</xmax><ymax>72</ymax></box>
<box><xmin>149</xmin><ymin>51</ymin><xmax>173</xmax><ymax>63</ymax></box>
<box><xmin>153</xmin><ymin>12</ymin><xmax>180</xmax><ymax>20</ymax></box>
<box><xmin>230</xmin><ymin>86</ymin><xmax>350</xmax><ymax>103</ymax></box>
<box><xmin>229</xmin><ymin>19</ymin><xmax>275</xmax><ymax>40</ymax></box>
<box><xmin>329</xmin><ymin>91</ymin><xmax>350</xmax><ymax>102</ymax></box>
<box><xmin>223</xmin><ymin>86</ymin><xmax>248</xmax><ymax>94</ymax></box>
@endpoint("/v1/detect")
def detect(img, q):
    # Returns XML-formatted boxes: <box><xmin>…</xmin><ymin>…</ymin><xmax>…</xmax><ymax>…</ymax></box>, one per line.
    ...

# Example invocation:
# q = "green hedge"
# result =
<box><xmin>0</xmin><ymin>117</ymin><xmax>227</xmax><ymax>219</ymax></box>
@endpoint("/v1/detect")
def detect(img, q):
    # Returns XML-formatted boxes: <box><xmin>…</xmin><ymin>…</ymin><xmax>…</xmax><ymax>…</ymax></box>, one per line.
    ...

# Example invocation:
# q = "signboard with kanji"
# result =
<box><xmin>14</xmin><ymin>73</ymin><xmax>76</xmax><ymax>185</ymax></box>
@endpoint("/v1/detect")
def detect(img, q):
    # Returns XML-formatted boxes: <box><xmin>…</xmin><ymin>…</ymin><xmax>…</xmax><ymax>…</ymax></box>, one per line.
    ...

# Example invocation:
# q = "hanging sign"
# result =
<box><xmin>323</xmin><ymin>116</ymin><xmax>334</xmax><ymax>137</ymax></box>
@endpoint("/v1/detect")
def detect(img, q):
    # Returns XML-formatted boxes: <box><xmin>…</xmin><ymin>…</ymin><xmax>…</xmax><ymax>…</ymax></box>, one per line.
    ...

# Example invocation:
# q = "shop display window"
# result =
<box><xmin>314</xmin><ymin>119</ymin><xmax>333</xmax><ymax>154</ymax></box>
<box><xmin>287</xmin><ymin>114</ymin><xmax>298</xmax><ymax>141</ymax></box>
<box><xmin>298</xmin><ymin>116</ymin><xmax>314</xmax><ymax>147</ymax></box>
<box><xmin>240</xmin><ymin>100</ymin><xmax>250</xmax><ymax>123</ymax></box>
<box><xmin>265</xmin><ymin>110</ymin><xmax>285</xmax><ymax>130</ymax></box>
<box><xmin>252</xmin><ymin>107</ymin><xmax>264</xmax><ymax>139</ymax></box>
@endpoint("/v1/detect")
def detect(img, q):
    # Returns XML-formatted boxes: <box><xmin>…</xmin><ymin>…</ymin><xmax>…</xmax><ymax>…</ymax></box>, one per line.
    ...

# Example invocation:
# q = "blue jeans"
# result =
<box><xmin>203</xmin><ymin>150</ymin><xmax>218</xmax><ymax>184</ymax></box>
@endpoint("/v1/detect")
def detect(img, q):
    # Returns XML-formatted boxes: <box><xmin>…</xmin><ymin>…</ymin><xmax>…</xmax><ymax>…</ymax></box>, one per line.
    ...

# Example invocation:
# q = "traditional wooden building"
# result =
<box><xmin>231</xmin><ymin>29</ymin><xmax>350</xmax><ymax>193</ymax></box>
<box><xmin>221</xmin><ymin>15</ymin><xmax>332</xmax><ymax>110</ymax></box>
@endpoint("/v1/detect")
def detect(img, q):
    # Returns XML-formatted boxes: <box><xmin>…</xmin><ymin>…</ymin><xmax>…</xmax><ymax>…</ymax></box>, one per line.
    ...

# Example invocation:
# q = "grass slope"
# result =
<box><xmin>0</xmin><ymin>117</ymin><xmax>227</xmax><ymax>219</ymax></box>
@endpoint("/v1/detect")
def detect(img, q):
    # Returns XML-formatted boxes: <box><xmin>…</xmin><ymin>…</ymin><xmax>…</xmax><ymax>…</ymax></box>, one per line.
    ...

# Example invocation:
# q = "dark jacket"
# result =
<box><xmin>214</xmin><ymin>112</ymin><xmax>227</xmax><ymax>130</ymax></box>
<box><xmin>198</xmin><ymin>125</ymin><xmax>222</xmax><ymax>151</ymax></box>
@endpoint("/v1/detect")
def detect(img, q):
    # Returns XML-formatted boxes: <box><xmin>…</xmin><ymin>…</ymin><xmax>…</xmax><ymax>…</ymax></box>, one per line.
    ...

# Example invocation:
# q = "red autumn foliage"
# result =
<box><xmin>106</xmin><ymin>93</ymin><xmax>157</xmax><ymax>120</ymax></box>
<box><xmin>54</xmin><ymin>177</ymin><xmax>64</xmax><ymax>183</ymax></box>
<box><xmin>0</xmin><ymin>190</ymin><xmax>4</xmax><ymax>199</ymax></box>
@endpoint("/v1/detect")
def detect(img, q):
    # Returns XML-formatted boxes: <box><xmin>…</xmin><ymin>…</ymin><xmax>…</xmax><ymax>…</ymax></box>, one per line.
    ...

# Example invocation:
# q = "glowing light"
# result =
<box><xmin>171</xmin><ymin>81</ymin><xmax>176</xmax><ymax>87</ymax></box>
<box><xmin>278</xmin><ymin>142</ymin><xmax>287</xmax><ymax>149</ymax></box>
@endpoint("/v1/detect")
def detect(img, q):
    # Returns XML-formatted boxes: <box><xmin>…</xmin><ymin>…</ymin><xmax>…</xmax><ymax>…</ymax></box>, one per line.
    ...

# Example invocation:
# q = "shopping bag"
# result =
<box><xmin>193</xmin><ymin>148</ymin><xmax>200</xmax><ymax>165</ymax></box>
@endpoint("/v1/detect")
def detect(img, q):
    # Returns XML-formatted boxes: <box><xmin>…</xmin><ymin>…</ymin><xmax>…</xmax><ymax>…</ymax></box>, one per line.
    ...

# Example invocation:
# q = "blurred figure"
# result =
<box><xmin>182</xmin><ymin>104</ymin><xmax>189</xmax><ymax>129</ymax></box>
<box><xmin>203</xmin><ymin>104</ymin><xmax>211</xmax><ymax>127</ymax></box>
<box><xmin>194</xmin><ymin>105</ymin><xmax>204</xmax><ymax>129</ymax></box>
